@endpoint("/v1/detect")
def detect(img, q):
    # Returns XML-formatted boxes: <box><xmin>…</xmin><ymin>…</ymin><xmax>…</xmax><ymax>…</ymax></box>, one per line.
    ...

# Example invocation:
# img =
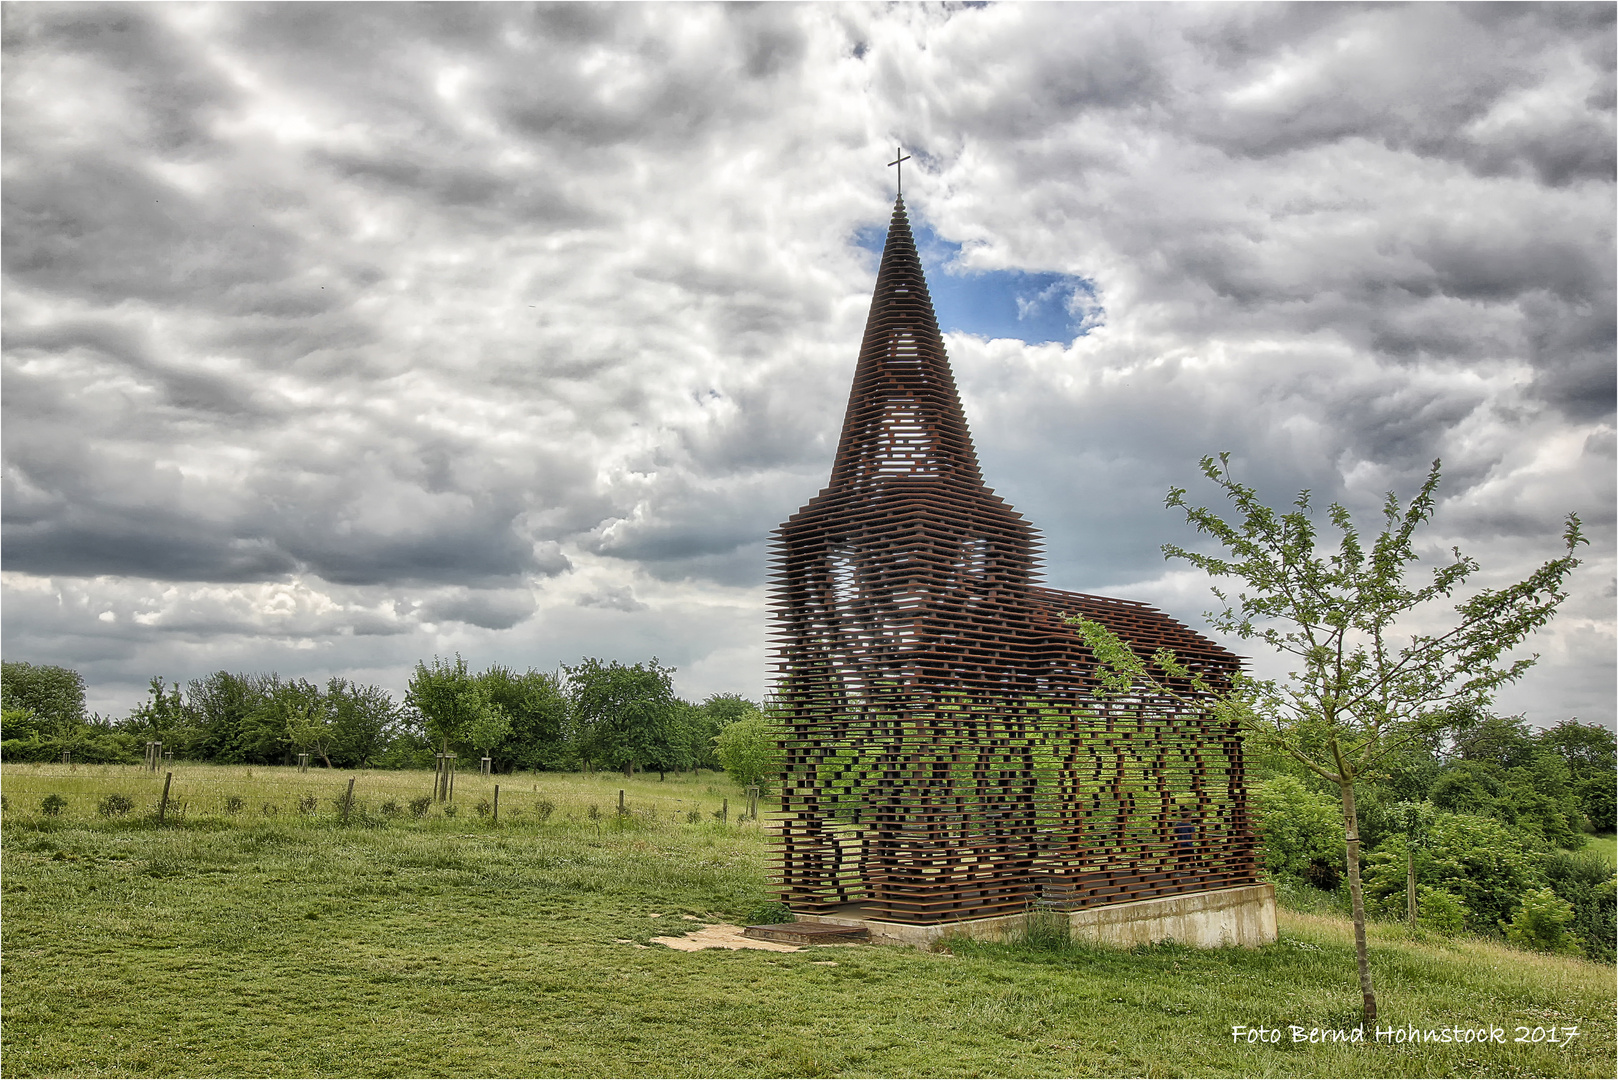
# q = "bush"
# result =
<box><xmin>380</xmin><ymin>799</ymin><xmax>400</xmax><ymax>817</ymax></box>
<box><xmin>1542</xmin><ymin>850</ymin><xmax>1616</xmax><ymax>964</ymax></box>
<box><xmin>533</xmin><ymin>798</ymin><xmax>555</xmax><ymax>823</ymax></box>
<box><xmin>744</xmin><ymin>900</ymin><xmax>793</xmax><ymax>926</ymax></box>
<box><xmin>1415</xmin><ymin>887</ymin><xmax>1469</xmax><ymax>934</ymax></box>
<box><xmin>97</xmin><ymin>793</ymin><xmax>135</xmax><ymax>818</ymax></box>
<box><xmin>1366</xmin><ymin>813</ymin><xmax>1543</xmax><ymax>935</ymax></box>
<box><xmin>474</xmin><ymin>798</ymin><xmax>492</xmax><ymax>818</ymax></box>
<box><xmin>39</xmin><ymin>793</ymin><xmax>67</xmax><ymax>817</ymax></box>
<box><xmin>1502</xmin><ymin>887</ymin><xmax>1582</xmax><ymax>955</ymax></box>
<box><xmin>297</xmin><ymin>795</ymin><xmax>318</xmax><ymax>815</ymax></box>
<box><xmin>443</xmin><ymin>804</ymin><xmax>458</xmax><ymax>818</ymax></box>
<box><xmin>408</xmin><ymin>796</ymin><xmax>431</xmax><ymax>819</ymax></box>
<box><xmin>224</xmin><ymin>795</ymin><xmax>245</xmax><ymax>815</ymax></box>
<box><xmin>1251</xmin><ymin>776</ymin><xmax>1342</xmax><ymax>881</ymax></box>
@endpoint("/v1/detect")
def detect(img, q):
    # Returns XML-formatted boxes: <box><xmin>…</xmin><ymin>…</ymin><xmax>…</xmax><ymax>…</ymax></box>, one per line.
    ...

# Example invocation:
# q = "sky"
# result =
<box><xmin>3</xmin><ymin>1</ymin><xmax>1613</xmax><ymax>729</ymax></box>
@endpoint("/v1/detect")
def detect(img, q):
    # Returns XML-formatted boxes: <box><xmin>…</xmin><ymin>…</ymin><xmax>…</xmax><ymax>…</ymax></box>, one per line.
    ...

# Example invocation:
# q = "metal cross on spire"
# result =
<box><xmin>888</xmin><ymin>146</ymin><xmax>911</xmax><ymax>196</ymax></box>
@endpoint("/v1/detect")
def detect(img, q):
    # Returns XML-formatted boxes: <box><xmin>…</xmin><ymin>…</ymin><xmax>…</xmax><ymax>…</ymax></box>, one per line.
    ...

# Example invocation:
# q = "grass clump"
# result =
<box><xmin>95</xmin><ymin>793</ymin><xmax>134</xmax><ymax>818</ymax></box>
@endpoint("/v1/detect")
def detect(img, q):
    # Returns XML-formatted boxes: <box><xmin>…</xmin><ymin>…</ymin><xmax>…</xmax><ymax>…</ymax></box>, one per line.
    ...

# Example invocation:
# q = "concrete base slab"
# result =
<box><xmin>792</xmin><ymin>883</ymin><xmax>1277</xmax><ymax>950</ymax></box>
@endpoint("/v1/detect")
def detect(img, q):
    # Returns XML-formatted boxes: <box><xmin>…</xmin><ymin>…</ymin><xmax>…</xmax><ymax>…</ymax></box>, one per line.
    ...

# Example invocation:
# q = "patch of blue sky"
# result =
<box><xmin>853</xmin><ymin>220</ymin><xmax>1101</xmax><ymax>345</ymax></box>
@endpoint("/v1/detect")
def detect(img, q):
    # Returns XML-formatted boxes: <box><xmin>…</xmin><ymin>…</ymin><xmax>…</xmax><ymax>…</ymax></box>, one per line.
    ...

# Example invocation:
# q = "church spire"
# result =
<box><xmin>828</xmin><ymin>196</ymin><xmax>984</xmax><ymax>489</ymax></box>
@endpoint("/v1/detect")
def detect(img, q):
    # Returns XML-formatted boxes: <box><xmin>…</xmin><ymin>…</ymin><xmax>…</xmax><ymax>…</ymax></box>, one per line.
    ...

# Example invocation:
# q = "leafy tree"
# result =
<box><xmin>1</xmin><ymin>661</ymin><xmax>86</xmax><ymax>739</ymax></box>
<box><xmin>565</xmin><ymin>658</ymin><xmax>679</xmax><ymax>777</ymax></box>
<box><xmin>325</xmin><ymin>679</ymin><xmax>403</xmax><ymax>768</ymax></box>
<box><xmin>1365</xmin><ymin>812</ymin><xmax>1543</xmax><ymax>934</ymax></box>
<box><xmin>1075</xmin><ymin>455</ymin><xmax>1584</xmax><ymax>1022</ymax></box>
<box><xmin>714</xmin><ymin>708</ymin><xmax>784</xmax><ymax>791</ymax></box>
<box><xmin>261</xmin><ymin>678</ymin><xmax>335</xmax><ymax>768</ymax></box>
<box><xmin>478</xmin><ymin>665</ymin><xmax>569</xmax><ymax>771</ymax></box>
<box><xmin>463</xmin><ymin>688</ymin><xmax>511</xmax><ymax>762</ymax></box>
<box><xmin>122</xmin><ymin>677</ymin><xmax>199</xmax><ymax>754</ymax></box>
<box><xmin>407</xmin><ymin>655</ymin><xmax>498</xmax><ymax>759</ymax></box>
<box><xmin>187</xmin><ymin>671</ymin><xmax>276</xmax><ymax>763</ymax></box>
<box><xmin>1539</xmin><ymin>719</ymin><xmax>1617</xmax><ymax>833</ymax></box>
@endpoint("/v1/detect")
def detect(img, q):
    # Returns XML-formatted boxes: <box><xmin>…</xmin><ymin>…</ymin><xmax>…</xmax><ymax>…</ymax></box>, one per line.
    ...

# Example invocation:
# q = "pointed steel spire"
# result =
<box><xmin>828</xmin><ymin>196</ymin><xmax>983</xmax><ymax>489</ymax></box>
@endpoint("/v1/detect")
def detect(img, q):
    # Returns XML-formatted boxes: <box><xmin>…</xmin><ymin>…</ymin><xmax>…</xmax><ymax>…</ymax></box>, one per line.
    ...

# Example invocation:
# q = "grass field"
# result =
<box><xmin>2</xmin><ymin>764</ymin><xmax>1613</xmax><ymax>1078</ymax></box>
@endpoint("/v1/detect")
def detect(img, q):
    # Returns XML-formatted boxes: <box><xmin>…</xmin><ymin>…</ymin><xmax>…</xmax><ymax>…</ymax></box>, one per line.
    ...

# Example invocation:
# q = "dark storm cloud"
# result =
<box><xmin>2</xmin><ymin>2</ymin><xmax>1610</xmax><ymax>724</ymax></box>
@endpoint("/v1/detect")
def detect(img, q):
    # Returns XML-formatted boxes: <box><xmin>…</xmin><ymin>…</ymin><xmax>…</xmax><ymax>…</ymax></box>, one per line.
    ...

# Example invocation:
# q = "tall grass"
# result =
<box><xmin>0</xmin><ymin>762</ymin><xmax>764</xmax><ymax>830</ymax></box>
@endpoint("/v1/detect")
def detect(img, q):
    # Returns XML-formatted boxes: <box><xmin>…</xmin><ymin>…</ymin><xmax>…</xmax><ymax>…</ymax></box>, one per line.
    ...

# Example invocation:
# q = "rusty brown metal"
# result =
<box><xmin>768</xmin><ymin>196</ymin><xmax>1259</xmax><ymax>925</ymax></box>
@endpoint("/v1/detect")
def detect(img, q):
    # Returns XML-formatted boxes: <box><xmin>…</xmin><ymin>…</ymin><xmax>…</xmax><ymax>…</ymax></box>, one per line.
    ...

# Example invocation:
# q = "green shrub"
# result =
<box><xmin>1542</xmin><ymin>849</ymin><xmax>1616</xmax><ymax>963</ymax></box>
<box><xmin>39</xmin><ymin>793</ymin><xmax>67</xmax><ymax>817</ymax></box>
<box><xmin>1502</xmin><ymin>887</ymin><xmax>1582</xmax><ymax>955</ymax></box>
<box><xmin>224</xmin><ymin>795</ymin><xmax>245</xmax><ymax>815</ymax></box>
<box><xmin>533</xmin><ymin>798</ymin><xmax>555</xmax><ymax>823</ymax></box>
<box><xmin>1415</xmin><ymin>887</ymin><xmax>1469</xmax><ymax>934</ymax></box>
<box><xmin>443</xmin><ymin>803</ymin><xmax>457</xmax><ymax>818</ymax></box>
<box><xmin>380</xmin><ymin>799</ymin><xmax>400</xmax><ymax>817</ymax></box>
<box><xmin>1251</xmin><ymin>776</ymin><xmax>1341</xmax><ymax>881</ymax></box>
<box><xmin>97</xmin><ymin>793</ymin><xmax>134</xmax><ymax>818</ymax></box>
<box><xmin>408</xmin><ymin>796</ymin><xmax>431</xmax><ymax>819</ymax></box>
<box><xmin>474</xmin><ymin>798</ymin><xmax>492</xmax><ymax>818</ymax></box>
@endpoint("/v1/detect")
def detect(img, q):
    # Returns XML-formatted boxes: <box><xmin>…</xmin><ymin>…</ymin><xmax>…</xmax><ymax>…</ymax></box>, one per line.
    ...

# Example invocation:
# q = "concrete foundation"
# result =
<box><xmin>794</xmin><ymin>883</ymin><xmax>1277</xmax><ymax>951</ymax></box>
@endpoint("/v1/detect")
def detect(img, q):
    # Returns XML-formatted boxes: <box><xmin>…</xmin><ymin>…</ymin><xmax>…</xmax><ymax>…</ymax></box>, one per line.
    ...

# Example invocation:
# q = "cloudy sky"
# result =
<box><xmin>4</xmin><ymin>1</ymin><xmax>1613</xmax><ymax>728</ymax></box>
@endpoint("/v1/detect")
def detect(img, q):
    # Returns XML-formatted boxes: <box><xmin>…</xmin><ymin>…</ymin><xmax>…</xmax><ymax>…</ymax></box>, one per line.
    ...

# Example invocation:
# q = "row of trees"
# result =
<box><xmin>0</xmin><ymin>657</ymin><xmax>778</xmax><ymax>783</ymax></box>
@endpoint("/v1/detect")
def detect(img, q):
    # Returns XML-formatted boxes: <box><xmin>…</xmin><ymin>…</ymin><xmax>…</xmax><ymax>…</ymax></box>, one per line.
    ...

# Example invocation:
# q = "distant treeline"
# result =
<box><xmin>0</xmin><ymin>657</ymin><xmax>772</xmax><ymax>779</ymax></box>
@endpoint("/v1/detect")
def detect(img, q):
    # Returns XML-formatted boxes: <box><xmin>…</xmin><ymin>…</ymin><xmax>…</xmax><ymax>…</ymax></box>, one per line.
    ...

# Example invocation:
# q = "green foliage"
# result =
<box><xmin>1502</xmin><ymin>887</ymin><xmax>1582</xmax><ymax>955</ymax></box>
<box><xmin>1433</xmin><ymin>714</ymin><xmax>1586</xmax><ymax>847</ymax></box>
<box><xmin>1414</xmin><ymin>886</ymin><xmax>1469</xmax><ymax>933</ymax></box>
<box><xmin>1</xmin><ymin>662</ymin><xmax>86</xmax><ymax>738</ymax></box>
<box><xmin>565</xmin><ymin>657</ymin><xmax>679</xmax><ymax>775</ymax></box>
<box><xmin>407</xmin><ymin>654</ymin><xmax>510</xmax><ymax>760</ymax></box>
<box><xmin>324</xmin><ymin>678</ymin><xmax>405</xmax><ymax>768</ymax></box>
<box><xmin>1251</xmin><ymin>776</ymin><xmax>1341</xmax><ymax>881</ymax></box>
<box><xmin>1365</xmin><ymin>812</ymin><xmax>1543</xmax><ymax>934</ymax></box>
<box><xmin>478</xmin><ymin>666</ymin><xmax>569</xmax><ymax>771</ymax></box>
<box><xmin>1542</xmin><ymin>849</ymin><xmax>1616</xmax><ymax>964</ymax></box>
<box><xmin>713</xmin><ymin>709</ymin><xmax>784</xmax><ymax>791</ymax></box>
<box><xmin>39</xmin><ymin>794</ymin><xmax>67</xmax><ymax>817</ymax></box>
<box><xmin>1540</xmin><ymin>718</ymin><xmax>1617</xmax><ymax>832</ymax></box>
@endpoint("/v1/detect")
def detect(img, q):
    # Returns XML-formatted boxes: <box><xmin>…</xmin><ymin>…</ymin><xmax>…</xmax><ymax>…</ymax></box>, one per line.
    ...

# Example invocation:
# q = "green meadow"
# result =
<box><xmin>2</xmin><ymin>764</ymin><xmax>1613</xmax><ymax>1078</ymax></box>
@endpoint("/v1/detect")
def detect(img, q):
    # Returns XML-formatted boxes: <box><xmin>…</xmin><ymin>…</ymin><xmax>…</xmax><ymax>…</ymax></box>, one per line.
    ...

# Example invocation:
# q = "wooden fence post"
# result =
<box><xmin>493</xmin><ymin>785</ymin><xmax>499</xmax><ymax>826</ymax></box>
<box><xmin>159</xmin><ymin>772</ymin><xmax>173</xmax><ymax>824</ymax></box>
<box><xmin>342</xmin><ymin>777</ymin><xmax>355</xmax><ymax>825</ymax></box>
<box><xmin>618</xmin><ymin>789</ymin><xmax>626</xmax><ymax>816</ymax></box>
<box><xmin>722</xmin><ymin>797</ymin><xmax>728</xmax><ymax>822</ymax></box>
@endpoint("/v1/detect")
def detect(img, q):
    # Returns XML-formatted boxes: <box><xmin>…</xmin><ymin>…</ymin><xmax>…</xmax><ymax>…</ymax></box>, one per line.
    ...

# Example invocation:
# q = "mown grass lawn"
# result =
<box><xmin>1</xmin><ymin>765</ymin><xmax>1613</xmax><ymax>1078</ymax></box>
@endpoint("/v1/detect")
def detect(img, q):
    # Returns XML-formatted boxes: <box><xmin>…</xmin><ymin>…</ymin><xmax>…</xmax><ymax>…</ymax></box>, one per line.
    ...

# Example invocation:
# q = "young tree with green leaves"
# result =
<box><xmin>714</xmin><ymin>707</ymin><xmax>784</xmax><ymax>791</ymax></box>
<box><xmin>407</xmin><ymin>655</ymin><xmax>492</xmax><ymax>756</ymax></box>
<box><xmin>1073</xmin><ymin>454</ymin><xmax>1584</xmax><ymax>1023</ymax></box>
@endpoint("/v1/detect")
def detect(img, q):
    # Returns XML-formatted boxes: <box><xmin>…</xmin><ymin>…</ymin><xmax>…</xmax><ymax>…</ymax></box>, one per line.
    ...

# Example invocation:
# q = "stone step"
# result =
<box><xmin>741</xmin><ymin>922</ymin><xmax>870</xmax><ymax>946</ymax></box>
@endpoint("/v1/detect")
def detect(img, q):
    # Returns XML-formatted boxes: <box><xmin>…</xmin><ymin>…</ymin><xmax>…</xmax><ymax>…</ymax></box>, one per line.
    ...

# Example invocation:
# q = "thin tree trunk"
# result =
<box><xmin>1339</xmin><ymin>780</ymin><xmax>1377</xmax><ymax>1023</ymax></box>
<box><xmin>1406</xmin><ymin>848</ymin><xmax>1417</xmax><ymax>929</ymax></box>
